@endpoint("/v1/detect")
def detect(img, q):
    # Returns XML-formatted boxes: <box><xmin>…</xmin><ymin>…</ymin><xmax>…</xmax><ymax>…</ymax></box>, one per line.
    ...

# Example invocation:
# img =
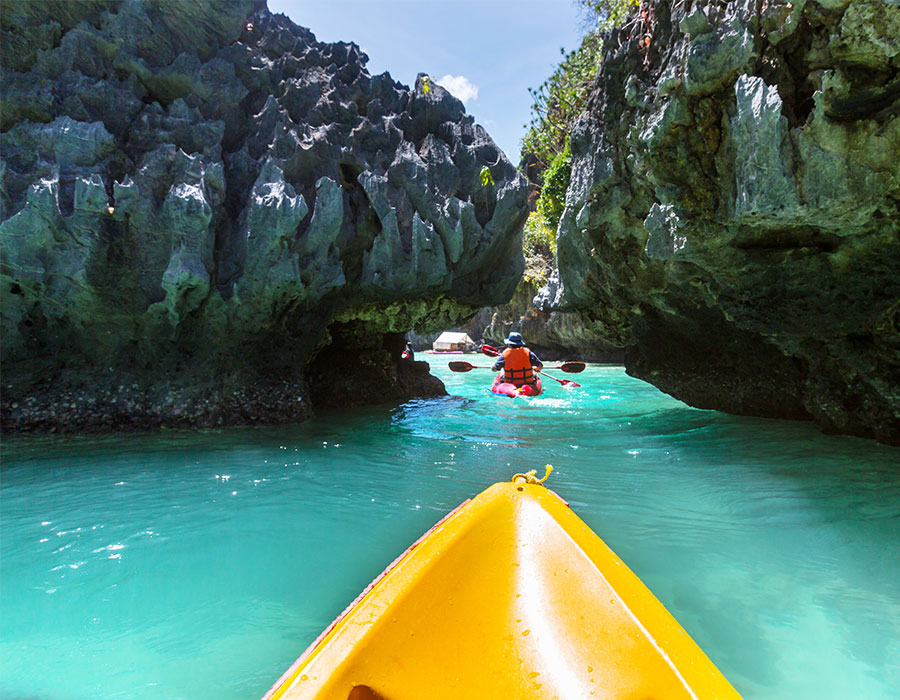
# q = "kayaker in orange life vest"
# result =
<box><xmin>492</xmin><ymin>332</ymin><xmax>543</xmax><ymax>386</ymax></box>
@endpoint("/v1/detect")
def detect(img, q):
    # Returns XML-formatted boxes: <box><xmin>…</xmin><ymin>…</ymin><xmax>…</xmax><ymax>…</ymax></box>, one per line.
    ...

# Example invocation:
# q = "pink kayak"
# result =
<box><xmin>491</xmin><ymin>372</ymin><xmax>543</xmax><ymax>398</ymax></box>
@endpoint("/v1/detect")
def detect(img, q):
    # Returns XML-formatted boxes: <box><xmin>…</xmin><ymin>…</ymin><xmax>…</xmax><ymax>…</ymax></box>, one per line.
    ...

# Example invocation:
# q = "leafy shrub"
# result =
<box><xmin>523</xmin><ymin>210</ymin><xmax>556</xmax><ymax>257</ymax></box>
<box><xmin>536</xmin><ymin>141</ymin><xmax>571</xmax><ymax>233</ymax></box>
<box><xmin>583</xmin><ymin>0</ymin><xmax>641</xmax><ymax>31</ymax></box>
<box><xmin>522</xmin><ymin>211</ymin><xmax>556</xmax><ymax>287</ymax></box>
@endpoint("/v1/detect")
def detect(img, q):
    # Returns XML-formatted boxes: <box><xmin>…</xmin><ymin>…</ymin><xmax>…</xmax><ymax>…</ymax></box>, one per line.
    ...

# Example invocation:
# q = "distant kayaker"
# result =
<box><xmin>492</xmin><ymin>332</ymin><xmax>542</xmax><ymax>387</ymax></box>
<box><xmin>401</xmin><ymin>341</ymin><xmax>415</xmax><ymax>361</ymax></box>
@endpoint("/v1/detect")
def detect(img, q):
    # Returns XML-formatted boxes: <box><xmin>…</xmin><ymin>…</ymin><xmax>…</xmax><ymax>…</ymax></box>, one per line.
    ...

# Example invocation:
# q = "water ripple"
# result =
<box><xmin>1</xmin><ymin>365</ymin><xmax>899</xmax><ymax>700</ymax></box>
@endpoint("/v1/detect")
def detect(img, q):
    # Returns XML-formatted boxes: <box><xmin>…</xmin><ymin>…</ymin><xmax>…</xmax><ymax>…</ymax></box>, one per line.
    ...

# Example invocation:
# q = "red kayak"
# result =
<box><xmin>491</xmin><ymin>372</ymin><xmax>543</xmax><ymax>398</ymax></box>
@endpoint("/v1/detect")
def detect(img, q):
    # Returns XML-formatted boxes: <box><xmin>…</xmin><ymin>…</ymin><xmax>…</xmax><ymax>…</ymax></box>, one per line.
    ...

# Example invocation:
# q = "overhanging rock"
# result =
<box><xmin>0</xmin><ymin>0</ymin><xmax>529</xmax><ymax>430</ymax></box>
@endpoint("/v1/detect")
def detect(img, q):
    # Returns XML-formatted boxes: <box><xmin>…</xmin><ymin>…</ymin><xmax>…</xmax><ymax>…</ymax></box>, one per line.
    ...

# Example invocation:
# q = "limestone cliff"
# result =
<box><xmin>544</xmin><ymin>0</ymin><xmax>899</xmax><ymax>443</ymax></box>
<box><xmin>0</xmin><ymin>0</ymin><xmax>529</xmax><ymax>430</ymax></box>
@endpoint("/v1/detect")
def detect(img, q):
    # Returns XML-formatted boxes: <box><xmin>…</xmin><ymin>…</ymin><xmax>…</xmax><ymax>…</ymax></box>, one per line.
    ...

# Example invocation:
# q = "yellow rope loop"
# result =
<box><xmin>511</xmin><ymin>464</ymin><xmax>553</xmax><ymax>486</ymax></box>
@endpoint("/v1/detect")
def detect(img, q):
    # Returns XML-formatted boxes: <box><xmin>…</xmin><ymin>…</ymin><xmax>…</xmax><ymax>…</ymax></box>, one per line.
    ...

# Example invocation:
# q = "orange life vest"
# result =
<box><xmin>503</xmin><ymin>347</ymin><xmax>535</xmax><ymax>386</ymax></box>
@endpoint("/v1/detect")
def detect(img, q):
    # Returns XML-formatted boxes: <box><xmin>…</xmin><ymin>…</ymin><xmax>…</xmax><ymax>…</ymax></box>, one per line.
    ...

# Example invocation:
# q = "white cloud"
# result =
<box><xmin>435</xmin><ymin>74</ymin><xmax>479</xmax><ymax>104</ymax></box>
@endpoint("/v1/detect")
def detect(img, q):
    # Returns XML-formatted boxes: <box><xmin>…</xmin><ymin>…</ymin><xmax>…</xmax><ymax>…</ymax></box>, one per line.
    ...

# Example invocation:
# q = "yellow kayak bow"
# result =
<box><xmin>263</xmin><ymin>470</ymin><xmax>740</xmax><ymax>700</ymax></box>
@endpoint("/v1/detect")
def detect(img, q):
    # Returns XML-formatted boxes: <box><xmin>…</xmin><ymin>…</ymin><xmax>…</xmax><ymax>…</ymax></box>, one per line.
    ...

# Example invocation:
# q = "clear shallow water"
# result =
<box><xmin>2</xmin><ymin>363</ymin><xmax>899</xmax><ymax>699</ymax></box>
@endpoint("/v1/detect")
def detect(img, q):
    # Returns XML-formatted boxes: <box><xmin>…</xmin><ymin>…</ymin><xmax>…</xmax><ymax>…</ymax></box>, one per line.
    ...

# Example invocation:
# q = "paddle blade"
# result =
<box><xmin>448</xmin><ymin>361</ymin><xmax>476</xmax><ymax>372</ymax></box>
<box><xmin>481</xmin><ymin>344</ymin><xmax>500</xmax><ymax>357</ymax></box>
<box><xmin>557</xmin><ymin>361</ymin><xmax>586</xmax><ymax>373</ymax></box>
<box><xmin>560</xmin><ymin>379</ymin><xmax>582</xmax><ymax>388</ymax></box>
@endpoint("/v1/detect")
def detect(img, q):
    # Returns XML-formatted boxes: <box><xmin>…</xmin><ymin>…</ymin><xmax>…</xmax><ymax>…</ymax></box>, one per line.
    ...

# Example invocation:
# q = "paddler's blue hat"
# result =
<box><xmin>505</xmin><ymin>331</ymin><xmax>525</xmax><ymax>347</ymax></box>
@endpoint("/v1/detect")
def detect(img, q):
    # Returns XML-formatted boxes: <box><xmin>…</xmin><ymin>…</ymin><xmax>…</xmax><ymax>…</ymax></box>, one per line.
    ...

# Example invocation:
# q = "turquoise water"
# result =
<box><xmin>2</xmin><ymin>363</ymin><xmax>899</xmax><ymax>699</ymax></box>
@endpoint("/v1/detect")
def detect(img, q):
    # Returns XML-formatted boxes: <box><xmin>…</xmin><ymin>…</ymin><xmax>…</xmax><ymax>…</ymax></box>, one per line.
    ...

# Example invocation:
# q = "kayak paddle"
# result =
<box><xmin>535</xmin><ymin>369</ymin><xmax>581</xmax><ymax>388</ymax></box>
<box><xmin>449</xmin><ymin>361</ymin><xmax>489</xmax><ymax>372</ymax></box>
<box><xmin>550</xmin><ymin>362</ymin><xmax>586</xmax><ymax>373</ymax></box>
<box><xmin>480</xmin><ymin>344</ymin><xmax>586</xmax><ymax>373</ymax></box>
<box><xmin>451</xmin><ymin>360</ymin><xmax>580</xmax><ymax>387</ymax></box>
<box><xmin>480</xmin><ymin>344</ymin><xmax>582</xmax><ymax>387</ymax></box>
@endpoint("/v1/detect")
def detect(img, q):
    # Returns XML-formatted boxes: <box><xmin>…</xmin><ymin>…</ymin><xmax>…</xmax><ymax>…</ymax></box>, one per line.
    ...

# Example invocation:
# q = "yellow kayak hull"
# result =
<box><xmin>263</xmin><ymin>480</ymin><xmax>740</xmax><ymax>700</ymax></box>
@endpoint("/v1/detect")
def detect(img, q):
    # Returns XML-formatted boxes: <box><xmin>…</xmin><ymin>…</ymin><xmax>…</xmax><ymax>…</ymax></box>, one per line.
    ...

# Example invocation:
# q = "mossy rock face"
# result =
<box><xmin>541</xmin><ymin>0</ymin><xmax>900</xmax><ymax>444</ymax></box>
<box><xmin>0</xmin><ymin>0</ymin><xmax>529</xmax><ymax>431</ymax></box>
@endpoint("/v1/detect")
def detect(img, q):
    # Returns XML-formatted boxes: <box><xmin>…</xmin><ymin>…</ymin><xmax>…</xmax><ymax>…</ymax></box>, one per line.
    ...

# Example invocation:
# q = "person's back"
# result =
<box><xmin>502</xmin><ymin>345</ymin><xmax>535</xmax><ymax>386</ymax></box>
<box><xmin>492</xmin><ymin>332</ymin><xmax>542</xmax><ymax>387</ymax></box>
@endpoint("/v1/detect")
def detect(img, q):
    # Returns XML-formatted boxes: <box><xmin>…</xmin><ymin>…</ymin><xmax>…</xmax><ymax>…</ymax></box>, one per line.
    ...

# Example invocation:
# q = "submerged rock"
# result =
<box><xmin>544</xmin><ymin>0</ymin><xmax>900</xmax><ymax>444</ymax></box>
<box><xmin>0</xmin><ymin>0</ymin><xmax>529</xmax><ymax>431</ymax></box>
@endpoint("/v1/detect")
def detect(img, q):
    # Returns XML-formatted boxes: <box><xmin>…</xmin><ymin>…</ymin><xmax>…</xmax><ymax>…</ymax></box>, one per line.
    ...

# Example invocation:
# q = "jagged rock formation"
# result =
<box><xmin>0</xmin><ymin>0</ymin><xmax>529</xmax><ymax>431</ymax></box>
<box><xmin>543</xmin><ymin>0</ymin><xmax>900</xmax><ymax>443</ymax></box>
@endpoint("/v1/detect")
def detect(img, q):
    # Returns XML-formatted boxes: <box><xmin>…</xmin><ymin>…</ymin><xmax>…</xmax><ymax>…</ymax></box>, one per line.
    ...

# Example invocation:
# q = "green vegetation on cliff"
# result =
<box><xmin>522</xmin><ymin>211</ymin><xmax>555</xmax><ymax>286</ymax></box>
<box><xmin>521</xmin><ymin>33</ymin><xmax>602</xmax><ymax>172</ymax></box>
<box><xmin>516</xmin><ymin>1</ymin><xmax>626</xmax><ymax>289</ymax></box>
<box><xmin>517</xmin><ymin>0</ymin><xmax>637</xmax><ymax>281</ymax></box>
<box><xmin>536</xmin><ymin>140</ymin><xmax>571</xmax><ymax>233</ymax></box>
<box><xmin>520</xmin><ymin>0</ymin><xmax>638</xmax><ymax>171</ymax></box>
<box><xmin>583</xmin><ymin>0</ymin><xmax>641</xmax><ymax>31</ymax></box>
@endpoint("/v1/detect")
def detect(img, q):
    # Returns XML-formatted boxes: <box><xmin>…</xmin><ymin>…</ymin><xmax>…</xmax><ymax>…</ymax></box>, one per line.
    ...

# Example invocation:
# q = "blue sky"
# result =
<box><xmin>267</xmin><ymin>0</ymin><xmax>586</xmax><ymax>163</ymax></box>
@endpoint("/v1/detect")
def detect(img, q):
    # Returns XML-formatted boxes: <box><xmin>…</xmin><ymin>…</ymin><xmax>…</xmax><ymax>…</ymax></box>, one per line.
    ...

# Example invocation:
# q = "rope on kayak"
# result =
<box><xmin>512</xmin><ymin>464</ymin><xmax>553</xmax><ymax>486</ymax></box>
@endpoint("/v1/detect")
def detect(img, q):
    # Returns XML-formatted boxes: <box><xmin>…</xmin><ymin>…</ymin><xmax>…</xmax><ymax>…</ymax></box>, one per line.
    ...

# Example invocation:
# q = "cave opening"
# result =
<box><xmin>307</xmin><ymin>321</ymin><xmax>444</xmax><ymax>410</ymax></box>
